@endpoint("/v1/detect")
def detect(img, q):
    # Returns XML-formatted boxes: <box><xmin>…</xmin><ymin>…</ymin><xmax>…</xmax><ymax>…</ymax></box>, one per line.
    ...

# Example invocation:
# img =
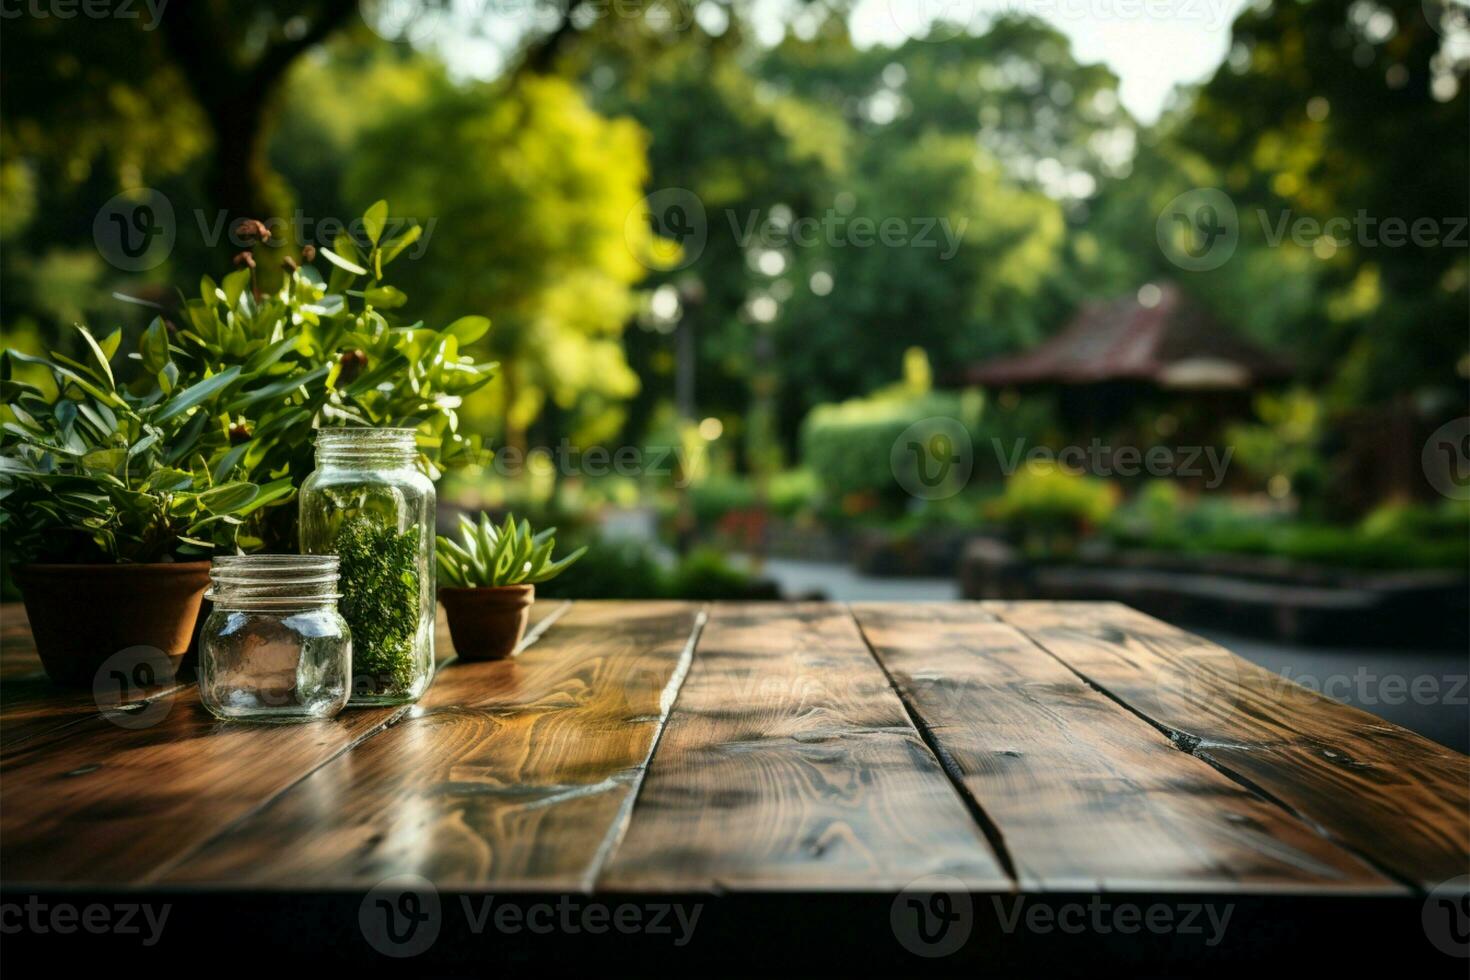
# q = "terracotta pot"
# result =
<box><xmin>438</xmin><ymin>584</ymin><xmax>535</xmax><ymax>662</ymax></box>
<box><xmin>15</xmin><ymin>562</ymin><xmax>211</xmax><ymax>687</ymax></box>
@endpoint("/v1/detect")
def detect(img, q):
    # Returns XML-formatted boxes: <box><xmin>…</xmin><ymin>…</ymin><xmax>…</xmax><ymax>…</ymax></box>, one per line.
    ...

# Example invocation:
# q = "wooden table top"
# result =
<box><xmin>3</xmin><ymin>600</ymin><xmax>1467</xmax><ymax>970</ymax></box>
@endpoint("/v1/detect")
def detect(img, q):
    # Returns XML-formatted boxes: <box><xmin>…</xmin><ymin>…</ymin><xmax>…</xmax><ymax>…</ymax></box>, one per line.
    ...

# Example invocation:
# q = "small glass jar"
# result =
<box><xmin>199</xmin><ymin>555</ymin><xmax>351</xmax><ymax>723</ymax></box>
<box><xmin>298</xmin><ymin>427</ymin><xmax>436</xmax><ymax>705</ymax></box>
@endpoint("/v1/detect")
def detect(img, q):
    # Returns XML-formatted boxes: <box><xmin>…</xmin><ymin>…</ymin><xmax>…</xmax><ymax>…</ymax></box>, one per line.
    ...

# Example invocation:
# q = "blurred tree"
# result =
<box><xmin>345</xmin><ymin>74</ymin><xmax>654</xmax><ymax>449</ymax></box>
<box><xmin>1180</xmin><ymin>0</ymin><xmax>1469</xmax><ymax>410</ymax></box>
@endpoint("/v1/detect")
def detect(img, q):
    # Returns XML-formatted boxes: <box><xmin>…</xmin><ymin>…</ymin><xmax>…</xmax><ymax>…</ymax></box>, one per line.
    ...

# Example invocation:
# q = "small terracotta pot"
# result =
<box><xmin>15</xmin><ymin>561</ymin><xmax>211</xmax><ymax>687</ymax></box>
<box><xmin>438</xmin><ymin>584</ymin><xmax>535</xmax><ymax>662</ymax></box>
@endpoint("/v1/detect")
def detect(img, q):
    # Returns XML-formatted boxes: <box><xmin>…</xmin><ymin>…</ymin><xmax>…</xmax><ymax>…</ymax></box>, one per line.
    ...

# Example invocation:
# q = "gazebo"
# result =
<box><xmin>955</xmin><ymin>284</ymin><xmax>1293</xmax><ymax>436</ymax></box>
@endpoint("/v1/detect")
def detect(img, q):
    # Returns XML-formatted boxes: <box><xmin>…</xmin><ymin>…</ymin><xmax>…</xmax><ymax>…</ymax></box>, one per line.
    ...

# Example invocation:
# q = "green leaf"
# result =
<box><xmin>197</xmin><ymin>481</ymin><xmax>259</xmax><ymax>515</ymax></box>
<box><xmin>140</xmin><ymin>317</ymin><xmax>171</xmax><ymax>374</ymax></box>
<box><xmin>211</xmin><ymin>442</ymin><xmax>249</xmax><ymax>482</ymax></box>
<box><xmin>76</xmin><ymin>326</ymin><xmax>116</xmax><ymax>390</ymax></box>
<box><xmin>364</xmin><ymin>286</ymin><xmax>408</xmax><ymax>309</ymax></box>
<box><xmin>154</xmin><ymin>366</ymin><xmax>241</xmax><ymax>423</ymax></box>
<box><xmin>319</xmin><ymin>247</ymin><xmax>367</xmax><ymax>276</ymax></box>
<box><xmin>363</xmin><ymin>200</ymin><xmax>389</xmax><ymax>246</ymax></box>
<box><xmin>380</xmin><ymin>224</ymin><xmax>422</xmax><ymax>265</ymax></box>
<box><xmin>223</xmin><ymin>268</ymin><xmax>251</xmax><ymax>311</ymax></box>
<box><xmin>445</xmin><ymin>315</ymin><xmax>491</xmax><ymax>346</ymax></box>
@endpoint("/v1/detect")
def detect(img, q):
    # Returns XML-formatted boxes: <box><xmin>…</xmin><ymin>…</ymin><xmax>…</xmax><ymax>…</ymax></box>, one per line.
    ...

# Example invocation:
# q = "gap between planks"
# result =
<box><xmin>845</xmin><ymin>602</ymin><xmax>1022</xmax><ymax>888</ymax></box>
<box><xmin>139</xmin><ymin>600</ymin><xmax>575</xmax><ymax>885</ymax></box>
<box><xmin>579</xmin><ymin>606</ymin><xmax>708</xmax><ymax>892</ymax></box>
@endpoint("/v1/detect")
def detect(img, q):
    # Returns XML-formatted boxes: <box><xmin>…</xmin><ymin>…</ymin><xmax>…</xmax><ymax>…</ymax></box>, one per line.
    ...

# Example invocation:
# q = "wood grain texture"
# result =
<box><xmin>1</xmin><ymin>603</ymin><xmax>192</xmax><ymax>751</ymax></box>
<box><xmin>852</xmin><ymin>603</ymin><xmax>1394</xmax><ymax>893</ymax></box>
<box><xmin>991</xmin><ymin>601</ymin><xmax>1470</xmax><ymax>891</ymax></box>
<box><xmin>600</xmin><ymin>603</ymin><xmax>1012</xmax><ymax>891</ymax></box>
<box><xmin>162</xmin><ymin>601</ymin><xmax>703</xmax><ymax>890</ymax></box>
<box><xmin>0</xmin><ymin>601</ymin><xmax>565</xmax><ymax>884</ymax></box>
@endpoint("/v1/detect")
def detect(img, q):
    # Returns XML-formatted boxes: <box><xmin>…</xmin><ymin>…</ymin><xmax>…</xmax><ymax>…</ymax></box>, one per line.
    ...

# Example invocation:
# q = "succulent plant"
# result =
<box><xmin>436</xmin><ymin>512</ymin><xmax>586</xmax><ymax>589</ymax></box>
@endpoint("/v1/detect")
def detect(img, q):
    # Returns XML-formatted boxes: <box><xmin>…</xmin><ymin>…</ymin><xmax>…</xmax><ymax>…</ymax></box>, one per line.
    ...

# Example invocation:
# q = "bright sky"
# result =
<box><xmin>844</xmin><ymin>0</ymin><xmax>1251</xmax><ymax>122</ymax></box>
<box><xmin>426</xmin><ymin>0</ymin><xmax>1252</xmax><ymax>123</ymax></box>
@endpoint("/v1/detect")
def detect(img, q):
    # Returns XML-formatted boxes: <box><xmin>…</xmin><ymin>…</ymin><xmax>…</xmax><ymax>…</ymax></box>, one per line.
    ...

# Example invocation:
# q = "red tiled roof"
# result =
<box><xmin>958</xmin><ymin>284</ymin><xmax>1293</xmax><ymax>390</ymax></box>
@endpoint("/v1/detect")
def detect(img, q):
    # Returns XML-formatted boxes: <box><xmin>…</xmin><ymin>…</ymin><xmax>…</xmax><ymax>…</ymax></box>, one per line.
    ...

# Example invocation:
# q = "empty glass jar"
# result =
<box><xmin>199</xmin><ymin>555</ymin><xmax>351</xmax><ymax>723</ymax></box>
<box><xmin>298</xmin><ymin>427</ymin><xmax>436</xmax><ymax>705</ymax></box>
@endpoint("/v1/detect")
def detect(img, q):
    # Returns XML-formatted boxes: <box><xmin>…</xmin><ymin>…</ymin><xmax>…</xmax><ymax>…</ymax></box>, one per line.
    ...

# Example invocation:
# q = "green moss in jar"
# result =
<box><xmin>334</xmin><ymin>514</ymin><xmax>421</xmax><ymax>694</ymax></box>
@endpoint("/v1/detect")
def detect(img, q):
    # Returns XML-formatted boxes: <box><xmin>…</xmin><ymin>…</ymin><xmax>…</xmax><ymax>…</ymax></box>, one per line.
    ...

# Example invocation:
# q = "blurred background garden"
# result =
<box><xmin>1</xmin><ymin>1</ymin><xmax>1467</xmax><ymax>739</ymax></box>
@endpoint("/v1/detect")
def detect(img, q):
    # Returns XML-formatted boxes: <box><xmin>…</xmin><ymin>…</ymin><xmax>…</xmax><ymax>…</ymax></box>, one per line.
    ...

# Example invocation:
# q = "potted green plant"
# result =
<box><xmin>0</xmin><ymin>328</ymin><xmax>274</xmax><ymax>685</ymax></box>
<box><xmin>436</xmin><ymin>513</ymin><xmax>586</xmax><ymax>661</ymax></box>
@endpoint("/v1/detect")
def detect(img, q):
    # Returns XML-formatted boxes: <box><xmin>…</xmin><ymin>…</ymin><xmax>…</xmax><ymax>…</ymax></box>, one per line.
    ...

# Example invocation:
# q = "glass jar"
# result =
<box><xmin>298</xmin><ymin>427</ymin><xmax>436</xmax><ymax>705</ymax></box>
<box><xmin>199</xmin><ymin>555</ymin><xmax>351</xmax><ymax>723</ymax></box>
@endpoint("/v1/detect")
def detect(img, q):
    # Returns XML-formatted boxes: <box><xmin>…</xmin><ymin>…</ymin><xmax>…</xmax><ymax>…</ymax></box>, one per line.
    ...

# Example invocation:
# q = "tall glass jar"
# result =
<box><xmin>299</xmin><ymin>428</ymin><xmax>435</xmax><ymax>705</ymax></box>
<box><xmin>199</xmin><ymin>555</ymin><xmax>351</xmax><ymax>723</ymax></box>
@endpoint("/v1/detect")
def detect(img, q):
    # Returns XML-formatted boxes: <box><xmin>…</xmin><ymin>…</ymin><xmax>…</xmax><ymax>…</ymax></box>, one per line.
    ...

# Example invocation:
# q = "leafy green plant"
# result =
<box><xmin>128</xmin><ymin>200</ymin><xmax>497</xmax><ymax>549</ymax></box>
<box><xmin>335</xmin><ymin>514</ymin><xmax>422</xmax><ymax>691</ymax></box>
<box><xmin>0</xmin><ymin>326</ymin><xmax>279</xmax><ymax>563</ymax></box>
<box><xmin>988</xmin><ymin>460</ymin><xmax>1119</xmax><ymax>556</ymax></box>
<box><xmin>436</xmin><ymin>512</ymin><xmax>586</xmax><ymax>589</ymax></box>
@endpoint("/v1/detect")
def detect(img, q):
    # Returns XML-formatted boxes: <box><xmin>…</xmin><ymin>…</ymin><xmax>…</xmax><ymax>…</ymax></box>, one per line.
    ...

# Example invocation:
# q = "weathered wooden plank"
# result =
<box><xmin>162</xmin><ymin>601</ymin><xmax>702</xmax><ymax>890</ymax></box>
<box><xmin>852</xmin><ymin>603</ymin><xmax>1394</xmax><ymax>893</ymax></box>
<box><xmin>600</xmin><ymin>603</ymin><xmax>1012</xmax><ymax>891</ymax></box>
<box><xmin>991</xmin><ymin>601</ymin><xmax>1470</xmax><ymax>890</ymax></box>
<box><xmin>1</xmin><ymin>603</ymin><xmax>192</xmax><ymax>751</ymax></box>
<box><xmin>0</xmin><ymin>601</ymin><xmax>568</xmax><ymax>884</ymax></box>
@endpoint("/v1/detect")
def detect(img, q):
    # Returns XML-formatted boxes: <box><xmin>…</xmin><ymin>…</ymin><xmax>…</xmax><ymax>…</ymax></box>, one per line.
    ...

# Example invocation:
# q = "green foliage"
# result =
<box><xmin>0</xmin><ymin>326</ymin><xmax>276</xmax><ymax>563</ymax></box>
<box><xmin>1108</xmin><ymin>494</ymin><xmax>1469</xmax><ymax>571</ymax></box>
<box><xmin>989</xmin><ymin>460</ymin><xmax>1120</xmax><ymax>554</ymax></box>
<box><xmin>344</xmin><ymin>75</ymin><xmax>651</xmax><ymax>444</ymax></box>
<box><xmin>334</xmin><ymin>514</ymin><xmax>421</xmax><ymax>692</ymax></box>
<box><xmin>533</xmin><ymin>538</ymin><xmax>776</xmax><ymax>601</ymax></box>
<box><xmin>154</xmin><ymin>201</ymin><xmax>497</xmax><ymax>547</ymax></box>
<box><xmin>436</xmin><ymin>512</ymin><xmax>587</xmax><ymax>589</ymax></box>
<box><xmin>1224</xmin><ymin>389</ymin><xmax>1327</xmax><ymax>504</ymax></box>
